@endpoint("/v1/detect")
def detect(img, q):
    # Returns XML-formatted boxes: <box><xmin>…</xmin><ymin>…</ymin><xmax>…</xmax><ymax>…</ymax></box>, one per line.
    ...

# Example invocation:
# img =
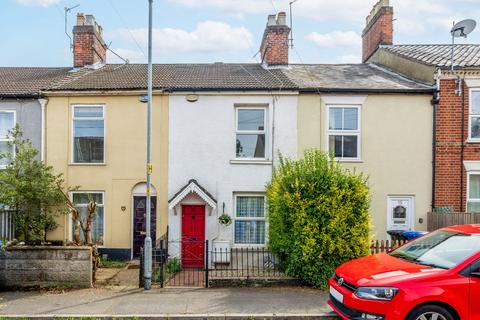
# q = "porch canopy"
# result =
<box><xmin>168</xmin><ymin>179</ymin><xmax>217</xmax><ymax>210</ymax></box>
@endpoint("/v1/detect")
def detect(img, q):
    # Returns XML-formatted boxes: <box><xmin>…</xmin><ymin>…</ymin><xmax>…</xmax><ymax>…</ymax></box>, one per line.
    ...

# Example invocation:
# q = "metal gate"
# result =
<box><xmin>140</xmin><ymin>239</ymin><xmax>209</xmax><ymax>288</ymax></box>
<box><xmin>0</xmin><ymin>211</ymin><xmax>15</xmax><ymax>242</ymax></box>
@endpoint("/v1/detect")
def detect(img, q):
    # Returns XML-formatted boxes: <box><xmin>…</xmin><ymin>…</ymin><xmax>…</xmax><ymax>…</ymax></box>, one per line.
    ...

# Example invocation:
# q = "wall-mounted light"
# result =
<box><xmin>139</xmin><ymin>95</ymin><xmax>149</xmax><ymax>103</ymax></box>
<box><xmin>121</xmin><ymin>206</ymin><xmax>126</xmax><ymax>212</ymax></box>
<box><xmin>186</xmin><ymin>94</ymin><xmax>199</xmax><ymax>103</ymax></box>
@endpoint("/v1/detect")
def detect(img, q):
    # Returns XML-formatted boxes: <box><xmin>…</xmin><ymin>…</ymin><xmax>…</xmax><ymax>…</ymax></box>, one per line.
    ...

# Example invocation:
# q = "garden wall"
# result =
<box><xmin>0</xmin><ymin>246</ymin><xmax>92</xmax><ymax>289</ymax></box>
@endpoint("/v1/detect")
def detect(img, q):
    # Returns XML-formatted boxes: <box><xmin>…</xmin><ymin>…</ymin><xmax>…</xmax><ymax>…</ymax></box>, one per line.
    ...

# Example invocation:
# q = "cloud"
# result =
<box><xmin>15</xmin><ymin>0</ymin><xmax>61</xmax><ymax>7</ymax></box>
<box><xmin>107</xmin><ymin>49</ymin><xmax>146</xmax><ymax>64</ymax></box>
<box><xmin>338</xmin><ymin>54</ymin><xmax>361</xmax><ymax>64</ymax></box>
<box><xmin>168</xmin><ymin>0</ymin><xmax>378</xmax><ymax>24</ymax></box>
<box><xmin>306</xmin><ymin>31</ymin><xmax>361</xmax><ymax>48</ymax></box>
<box><xmin>108</xmin><ymin>21</ymin><xmax>253</xmax><ymax>55</ymax></box>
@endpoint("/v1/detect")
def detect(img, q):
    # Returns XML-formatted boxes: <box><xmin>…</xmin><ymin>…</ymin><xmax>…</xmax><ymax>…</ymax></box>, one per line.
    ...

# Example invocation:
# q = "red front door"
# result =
<box><xmin>181</xmin><ymin>205</ymin><xmax>205</xmax><ymax>268</ymax></box>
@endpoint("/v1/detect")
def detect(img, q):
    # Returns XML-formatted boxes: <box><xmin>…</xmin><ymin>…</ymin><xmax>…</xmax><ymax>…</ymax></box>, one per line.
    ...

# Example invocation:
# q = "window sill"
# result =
<box><xmin>69</xmin><ymin>163</ymin><xmax>107</xmax><ymax>166</ymax></box>
<box><xmin>466</xmin><ymin>139</ymin><xmax>480</xmax><ymax>144</ymax></box>
<box><xmin>230</xmin><ymin>159</ymin><xmax>273</xmax><ymax>165</ymax></box>
<box><xmin>334</xmin><ymin>158</ymin><xmax>364</xmax><ymax>163</ymax></box>
<box><xmin>232</xmin><ymin>244</ymin><xmax>266</xmax><ymax>249</ymax></box>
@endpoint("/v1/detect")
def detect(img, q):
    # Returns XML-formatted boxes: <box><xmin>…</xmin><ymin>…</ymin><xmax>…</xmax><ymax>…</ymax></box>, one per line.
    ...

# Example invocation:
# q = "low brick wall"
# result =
<box><xmin>0</xmin><ymin>246</ymin><xmax>92</xmax><ymax>289</ymax></box>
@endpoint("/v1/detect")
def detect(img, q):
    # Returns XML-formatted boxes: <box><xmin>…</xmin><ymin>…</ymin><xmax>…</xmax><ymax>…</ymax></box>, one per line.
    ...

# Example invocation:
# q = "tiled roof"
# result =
<box><xmin>0</xmin><ymin>63</ymin><xmax>434</xmax><ymax>96</ymax></box>
<box><xmin>380</xmin><ymin>44</ymin><xmax>480</xmax><ymax>68</ymax></box>
<box><xmin>283</xmin><ymin>64</ymin><xmax>434</xmax><ymax>92</ymax></box>
<box><xmin>49</xmin><ymin>63</ymin><xmax>297</xmax><ymax>91</ymax></box>
<box><xmin>0</xmin><ymin>67</ymin><xmax>71</xmax><ymax>97</ymax></box>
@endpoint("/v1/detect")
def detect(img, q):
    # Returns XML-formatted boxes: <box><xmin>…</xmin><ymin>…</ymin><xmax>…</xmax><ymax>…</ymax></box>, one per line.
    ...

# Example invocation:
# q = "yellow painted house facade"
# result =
<box><xmin>296</xmin><ymin>93</ymin><xmax>433</xmax><ymax>238</ymax></box>
<box><xmin>45</xmin><ymin>93</ymin><xmax>169</xmax><ymax>259</ymax></box>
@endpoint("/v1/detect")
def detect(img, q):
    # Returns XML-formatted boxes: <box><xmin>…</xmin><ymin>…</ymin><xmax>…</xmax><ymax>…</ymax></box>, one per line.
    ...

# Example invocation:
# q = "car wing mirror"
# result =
<box><xmin>471</xmin><ymin>271</ymin><xmax>480</xmax><ymax>278</ymax></box>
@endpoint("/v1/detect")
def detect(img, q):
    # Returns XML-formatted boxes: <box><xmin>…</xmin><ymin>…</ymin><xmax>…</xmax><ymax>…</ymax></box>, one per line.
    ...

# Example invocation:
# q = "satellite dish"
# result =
<box><xmin>451</xmin><ymin>19</ymin><xmax>477</xmax><ymax>38</ymax></box>
<box><xmin>450</xmin><ymin>19</ymin><xmax>477</xmax><ymax>72</ymax></box>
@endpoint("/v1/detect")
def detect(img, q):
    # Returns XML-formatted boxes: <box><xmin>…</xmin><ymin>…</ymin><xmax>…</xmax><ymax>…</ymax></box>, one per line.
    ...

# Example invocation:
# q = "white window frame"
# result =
<box><xmin>233</xmin><ymin>193</ymin><xmax>267</xmax><ymax>247</ymax></box>
<box><xmin>71</xmin><ymin>105</ymin><xmax>106</xmax><ymax>165</ymax></box>
<box><xmin>467</xmin><ymin>172</ymin><xmax>480</xmax><ymax>212</ymax></box>
<box><xmin>235</xmin><ymin>107</ymin><xmax>268</xmax><ymax>161</ymax></box>
<box><xmin>326</xmin><ymin>105</ymin><xmax>361</xmax><ymax>161</ymax></box>
<box><xmin>69</xmin><ymin>191</ymin><xmax>106</xmax><ymax>247</ymax></box>
<box><xmin>0</xmin><ymin>110</ymin><xmax>16</xmax><ymax>169</ymax></box>
<box><xmin>468</xmin><ymin>88</ymin><xmax>480</xmax><ymax>142</ymax></box>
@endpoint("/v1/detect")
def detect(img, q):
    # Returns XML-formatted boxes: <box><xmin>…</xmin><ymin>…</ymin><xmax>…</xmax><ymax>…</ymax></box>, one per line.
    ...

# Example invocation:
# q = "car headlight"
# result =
<box><xmin>355</xmin><ymin>287</ymin><xmax>399</xmax><ymax>301</ymax></box>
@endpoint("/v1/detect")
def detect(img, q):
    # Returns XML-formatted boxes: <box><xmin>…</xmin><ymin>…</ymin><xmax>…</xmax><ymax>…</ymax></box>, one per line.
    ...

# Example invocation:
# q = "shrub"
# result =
<box><xmin>0</xmin><ymin>126</ymin><xmax>71</xmax><ymax>243</ymax></box>
<box><xmin>266</xmin><ymin>150</ymin><xmax>371</xmax><ymax>288</ymax></box>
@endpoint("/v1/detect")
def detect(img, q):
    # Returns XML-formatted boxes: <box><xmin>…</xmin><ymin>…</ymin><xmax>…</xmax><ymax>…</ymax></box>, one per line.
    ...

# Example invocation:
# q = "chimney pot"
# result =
<box><xmin>267</xmin><ymin>14</ymin><xmax>277</xmax><ymax>26</ymax></box>
<box><xmin>85</xmin><ymin>14</ymin><xmax>95</xmax><ymax>26</ymax></box>
<box><xmin>76</xmin><ymin>13</ymin><xmax>85</xmax><ymax>26</ymax></box>
<box><xmin>277</xmin><ymin>12</ymin><xmax>287</xmax><ymax>26</ymax></box>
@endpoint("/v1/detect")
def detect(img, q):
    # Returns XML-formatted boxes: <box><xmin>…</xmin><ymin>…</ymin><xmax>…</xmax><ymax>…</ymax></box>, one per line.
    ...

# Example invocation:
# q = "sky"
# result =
<box><xmin>1</xmin><ymin>0</ymin><xmax>480</xmax><ymax>67</ymax></box>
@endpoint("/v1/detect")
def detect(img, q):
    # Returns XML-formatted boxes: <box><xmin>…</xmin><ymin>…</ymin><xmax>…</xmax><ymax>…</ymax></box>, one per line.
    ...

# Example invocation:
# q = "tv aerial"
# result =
<box><xmin>450</xmin><ymin>19</ymin><xmax>477</xmax><ymax>71</ymax></box>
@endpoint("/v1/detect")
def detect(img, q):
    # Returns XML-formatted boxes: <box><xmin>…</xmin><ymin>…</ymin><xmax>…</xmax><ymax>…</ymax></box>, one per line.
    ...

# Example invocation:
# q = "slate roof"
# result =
<box><xmin>380</xmin><ymin>44</ymin><xmax>480</xmax><ymax>68</ymax></box>
<box><xmin>283</xmin><ymin>64</ymin><xmax>434</xmax><ymax>93</ymax></box>
<box><xmin>0</xmin><ymin>67</ymin><xmax>71</xmax><ymax>98</ymax></box>
<box><xmin>48</xmin><ymin>63</ymin><xmax>297</xmax><ymax>91</ymax></box>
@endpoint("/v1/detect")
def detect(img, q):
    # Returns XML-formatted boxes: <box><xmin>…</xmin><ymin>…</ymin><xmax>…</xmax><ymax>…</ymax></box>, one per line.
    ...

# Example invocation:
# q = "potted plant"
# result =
<box><xmin>218</xmin><ymin>213</ymin><xmax>232</xmax><ymax>226</ymax></box>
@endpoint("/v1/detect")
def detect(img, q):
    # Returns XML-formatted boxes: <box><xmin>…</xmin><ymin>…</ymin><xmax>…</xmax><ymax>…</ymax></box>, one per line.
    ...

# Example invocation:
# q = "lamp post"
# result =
<box><xmin>144</xmin><ymin>0</ymin><xmax>154</xmax><ymax>290</ymax></box>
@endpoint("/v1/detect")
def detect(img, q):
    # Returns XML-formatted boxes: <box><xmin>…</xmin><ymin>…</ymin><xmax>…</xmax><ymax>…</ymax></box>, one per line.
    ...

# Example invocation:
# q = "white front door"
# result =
<box><xmin>387</xmin><ymin>196</ymin><xmax>414</xmax><ymax>232</ymax></box>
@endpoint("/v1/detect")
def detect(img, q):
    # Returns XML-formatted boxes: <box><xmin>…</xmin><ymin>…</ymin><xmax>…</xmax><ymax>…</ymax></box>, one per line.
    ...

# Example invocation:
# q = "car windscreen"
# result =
<box><xmin>389</xmin><ymin>230</ymin><xmax>480</xmax><ymax>269</ymax></box>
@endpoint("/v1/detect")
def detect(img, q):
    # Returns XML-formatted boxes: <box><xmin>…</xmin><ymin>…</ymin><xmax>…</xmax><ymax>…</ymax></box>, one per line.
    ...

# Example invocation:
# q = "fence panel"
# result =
<box><xmin>428</xmin><ymin>212</ymin><xmax>480</xmax><ymax>231</ymax></box>
<box><xmin>370</xmin><ymin>239</ymin><xmax>407</xmax><ymax>255</ymax></box>
<box><xmin>0</xmin><ymin>211</ymin><xmax>15</xmax><ymax>241</ymax></box>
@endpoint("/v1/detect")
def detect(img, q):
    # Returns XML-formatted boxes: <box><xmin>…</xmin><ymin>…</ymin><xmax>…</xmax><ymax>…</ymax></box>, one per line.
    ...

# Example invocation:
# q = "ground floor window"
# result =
<box><xmin>71</xmin><ymin>192</ymin><xmax>104</xmax><ymax>245</ymax></box>
<box><xmin>468</xmin><ymin>173</ymin><xmax>480</xmax><ymax>212</ymax></box>
<box><xmin>234</xmin><ymin>194</ymin><xmax>266</xmax><ymax>245</ymax></box>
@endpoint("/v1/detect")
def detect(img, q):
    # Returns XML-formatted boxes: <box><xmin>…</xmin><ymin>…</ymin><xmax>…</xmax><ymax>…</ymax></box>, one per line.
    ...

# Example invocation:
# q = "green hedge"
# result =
<box><xmin>267</xmin><ymin>150</ymin><xmax>371</xmax><ymax>288</ymax></box>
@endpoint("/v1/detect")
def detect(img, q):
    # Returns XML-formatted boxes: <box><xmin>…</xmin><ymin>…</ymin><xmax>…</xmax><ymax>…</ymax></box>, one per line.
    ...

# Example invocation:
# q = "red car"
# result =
<box><xmin>329</xmin><ymin>224</ymin><xmax>480</xmax><ymax>320</ymax></box>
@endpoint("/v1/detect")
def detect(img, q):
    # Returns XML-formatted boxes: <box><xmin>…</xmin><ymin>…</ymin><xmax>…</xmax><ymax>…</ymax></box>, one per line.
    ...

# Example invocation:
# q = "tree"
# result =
<box><xmin>0</xmin><ymin>126</ymin><xmax>69</xmax><ymax>243</ymax></box>
<box><xmin>266</xmin><ymin>150</ymin><xmax>371</xmax><ymax>288</ymax></box>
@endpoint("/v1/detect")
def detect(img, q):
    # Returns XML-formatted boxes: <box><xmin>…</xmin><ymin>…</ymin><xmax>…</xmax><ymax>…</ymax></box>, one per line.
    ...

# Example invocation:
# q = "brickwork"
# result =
<box><xmin>260</xmin><ymin>13</ymin><xmax>290</xmax><ymax>66</ymax></box>
<box><xmin>73</xmin><ymin>14</ymin><xmax>107</xmax><ymax>68</ymax></box>
<box><xmin>362</xmin><ymin>5</ymin><xmax>393</xmax><ymax>62</ymax></box>
<box><xmin>0</xmin><ymin>246</ymin><xmax>92</xmax><ymax>289</ymax></box>
<box><xmin>435</xmin><ymin>78</ymin><xmax>476</xmax><ymax>212</ymax></box>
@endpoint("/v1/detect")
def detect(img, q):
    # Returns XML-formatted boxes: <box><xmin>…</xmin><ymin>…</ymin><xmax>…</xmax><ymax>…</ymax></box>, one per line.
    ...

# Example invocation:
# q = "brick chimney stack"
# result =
<box><xmin>362</xmin><ymin>0</ymin><xmax>393</xmax><ymax>63</ymax></box>
<box><xmin>260</xmin><ymin>12</ymin><xmax>291</xmax><ymax>67</ymax></box>
<box><xmin>73</xmin><ymin>13</ymin><xmax>107</xmax><ymax>68</ymax></box>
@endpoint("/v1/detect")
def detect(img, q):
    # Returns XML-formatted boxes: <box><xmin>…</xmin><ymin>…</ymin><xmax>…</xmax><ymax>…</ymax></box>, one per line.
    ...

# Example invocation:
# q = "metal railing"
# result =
<box><xmin>0</xmin><ymin>211</ymin><xmax>15</xmax><ymax>241</ymax></box>
<box><xmin>209</xmin><ymin>246</ymin><xmax>284</xmax><ymax>280</ymax></box>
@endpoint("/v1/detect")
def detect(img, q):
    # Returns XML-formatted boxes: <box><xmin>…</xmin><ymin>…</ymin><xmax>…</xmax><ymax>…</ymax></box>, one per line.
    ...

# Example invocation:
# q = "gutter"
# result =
<box><xmin>431</xmin><ymin>68</ymin><xmax>441</xmax><ymax>210</ymax></box>
<box><xmin>299</xmin><ymin>88</ymin><xmax>435</xmax><ymax>94</ymax></box>
<box><xmin>38</xmin><ymin>98</ymin><xmax>48</xmax><ymax>162</ymax></box>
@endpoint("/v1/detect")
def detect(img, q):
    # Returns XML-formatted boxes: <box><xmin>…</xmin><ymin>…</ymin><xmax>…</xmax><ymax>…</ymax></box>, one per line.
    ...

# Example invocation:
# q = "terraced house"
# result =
<box><xmin>1</xmin><ymin>6</ymin><xmax>437</xmax><ymax>261</ymax></box>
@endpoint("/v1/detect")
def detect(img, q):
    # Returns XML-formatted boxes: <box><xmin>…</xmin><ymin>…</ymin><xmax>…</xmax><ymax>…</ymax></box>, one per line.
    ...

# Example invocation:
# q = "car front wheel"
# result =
<box><xmin>407</xmin><ymin>305</ymin><xmax>455</xmax><ymax>320</ymax></box>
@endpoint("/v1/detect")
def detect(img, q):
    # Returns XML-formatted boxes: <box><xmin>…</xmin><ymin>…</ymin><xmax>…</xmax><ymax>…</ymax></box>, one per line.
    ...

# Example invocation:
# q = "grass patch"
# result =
<box><xmin>99</xmin><ymin>258</ymin><xmax>128</xmax><ymax>269</ymax></box>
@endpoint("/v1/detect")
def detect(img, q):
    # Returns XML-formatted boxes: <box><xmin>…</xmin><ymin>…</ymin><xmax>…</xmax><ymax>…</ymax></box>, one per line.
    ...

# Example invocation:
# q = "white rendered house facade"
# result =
<box><xmin>167</xmin><ymin>92</ymin><xmax>298</xmax><ymax>262</ymax></box>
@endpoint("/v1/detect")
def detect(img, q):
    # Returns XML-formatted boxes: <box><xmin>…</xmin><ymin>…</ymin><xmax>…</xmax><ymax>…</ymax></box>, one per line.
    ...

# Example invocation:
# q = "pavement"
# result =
<box><xmin>0</xmin><ymin>286</ymin><xmax>337</xmax><ymax>319</ymax></box>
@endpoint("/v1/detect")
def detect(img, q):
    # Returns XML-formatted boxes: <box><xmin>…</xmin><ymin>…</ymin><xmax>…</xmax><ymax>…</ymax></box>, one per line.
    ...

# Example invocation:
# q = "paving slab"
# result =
<box><xmin>0</xmin><ymin>287</ymin><xmax>337</xmax><ymax>319</ymax></box>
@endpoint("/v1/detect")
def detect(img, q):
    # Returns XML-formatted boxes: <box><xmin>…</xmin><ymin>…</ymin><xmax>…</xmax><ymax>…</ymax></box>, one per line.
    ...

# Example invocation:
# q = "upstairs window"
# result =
<box><xmin>236</xmin><ymin>108</ymin><xmax>267</xmax><ymax>159</ymax></box>
<box><xmin>72</xmin><ymin>106</ymin><xmax>105</xmax><ymax>164</ymax></box>
<box><xmin>0</xmin><ymin>111</ymin><xmax>15</xmax><ymax>169</ymax></box>
<box><xmin>470</xmin><ymin>89</ymin><xmax>480</xmax><ymax>140</ymax></box>
<box><xmin>327</xmin><ymin>106</ymin><xmax>361</xmax><ymax>160</ymax></box>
